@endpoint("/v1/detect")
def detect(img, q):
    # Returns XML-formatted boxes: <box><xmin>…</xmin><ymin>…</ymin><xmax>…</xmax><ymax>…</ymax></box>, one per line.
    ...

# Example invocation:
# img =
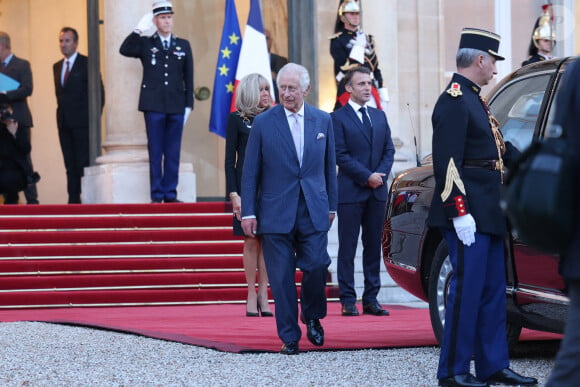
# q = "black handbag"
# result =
<box><xmin>503</xmin><ymin>135</ymin><xmax>576</xmax><ymax>254</ymax></box>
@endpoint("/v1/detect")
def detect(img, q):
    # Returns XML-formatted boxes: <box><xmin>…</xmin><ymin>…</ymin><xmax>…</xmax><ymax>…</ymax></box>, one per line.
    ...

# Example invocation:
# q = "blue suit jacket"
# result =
<box><xmin>241</xmin><ymin>103</ymin><xmax>338</xmax><ymax>234</ymax></box>
<box><xmin>331</xmin><ymin>104</ymin><xmax>395</xmax><ymax>203</ymax></box>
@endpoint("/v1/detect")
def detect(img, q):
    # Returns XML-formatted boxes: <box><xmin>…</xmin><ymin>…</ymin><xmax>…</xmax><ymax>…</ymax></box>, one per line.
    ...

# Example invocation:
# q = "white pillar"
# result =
<box><xmin>82</xmin><ymin>0</ymin><xmax>196</xmax><ymax>203</ymax></box>
<box><xmin>495</xmin><ymin>0</ymin><xmax>512</xmax><ymax>79</ymax></box>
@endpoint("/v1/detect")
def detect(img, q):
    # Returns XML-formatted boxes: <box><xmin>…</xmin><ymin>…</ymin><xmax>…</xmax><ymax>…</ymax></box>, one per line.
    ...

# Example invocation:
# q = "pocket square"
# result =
<box><xmin>316</xmin><ymin>132</ymin><xmax>325</xmax><ymax>140</ymax></box>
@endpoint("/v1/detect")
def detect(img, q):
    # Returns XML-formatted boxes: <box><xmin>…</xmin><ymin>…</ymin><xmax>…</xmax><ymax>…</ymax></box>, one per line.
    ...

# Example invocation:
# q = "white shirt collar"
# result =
<box><xmin>3</xmin><ymin>53</ymin><xmax>14</xmax><ymax>66</ymax></box>
<box><xmin>284</xmin><ymin>104</ymin><xmax>305</xmax><ymax>118</ymax></box>
<box><xmin>64</xmin><ymin>52</ymin><xmax>78</xmax><ymax>67</ymax></box>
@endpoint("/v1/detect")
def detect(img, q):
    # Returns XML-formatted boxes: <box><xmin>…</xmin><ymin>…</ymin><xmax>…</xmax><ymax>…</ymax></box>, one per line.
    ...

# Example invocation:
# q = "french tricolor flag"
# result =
<box><xmin>230</xmin><ymin>0</ymin><xmax>274</xmax><ymax>110</ymax></box>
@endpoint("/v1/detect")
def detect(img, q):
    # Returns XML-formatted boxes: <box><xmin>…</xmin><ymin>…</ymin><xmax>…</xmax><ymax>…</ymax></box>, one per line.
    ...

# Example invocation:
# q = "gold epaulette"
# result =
<box><xmin>446</xmin><ymin>82</ymin><xmax>462</xmax><ymax>97</ymax></box>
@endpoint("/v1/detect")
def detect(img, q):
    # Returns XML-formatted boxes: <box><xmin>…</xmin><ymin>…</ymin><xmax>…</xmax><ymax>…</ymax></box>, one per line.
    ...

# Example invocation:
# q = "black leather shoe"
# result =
<box><xmin>485</xmin><ymin>368</ymin><xmax>537</xmax><ymax>386</ymax></box>
<box><xmin>341</xmin><ymin>303</ymin><xmax>359</xmax><ymax>316</ymax></box>
<box><xmin>151</xmin><ymin>199</ymin><xmax>163</xmax><ymax>203</ymax></box>
<box><xmin>302</xmin><ymin>318</ymin><xmax>324</xmax><ymax>346</ymax></box>
<box><xmin>164</xmin><ymin>198</ymin><xmax>183</xmax><ymax>203</ymax></box>
<box><xmin>363</xmin><ymin>302</ymin><xmax>390</xmax><ymax>316</ymax></box>
<box><xmin>280</xmin><ymin>341</ymin><xmax>299</xmax><ymax>355</ymax></box>
<box><xmin>438</xmin><ymin>374</ymin><xmax>487</xmax><ymax>387</ymax></box>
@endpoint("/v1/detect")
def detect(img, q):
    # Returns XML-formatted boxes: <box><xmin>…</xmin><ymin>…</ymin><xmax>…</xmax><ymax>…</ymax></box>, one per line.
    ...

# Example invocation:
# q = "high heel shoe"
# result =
<box><xmin>246</xmin><ymin>300</ymin><xmax>259</xmax><ymax>317</ymax></box>
<box><xmin>257</xmin><ymin>298</ymin><xmax>274</xmax><ymax>317</ymax></box>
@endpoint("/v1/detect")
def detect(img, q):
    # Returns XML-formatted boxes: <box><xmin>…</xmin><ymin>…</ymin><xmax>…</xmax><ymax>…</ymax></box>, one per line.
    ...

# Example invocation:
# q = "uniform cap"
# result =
<box><xmin>338</xmin><ymin>0</ymin><xmax>360</xmax><ymax>17</ymax></box>
<box><xmin>459</xmin><ymin>27</ymin><xmax>505</xmax><ymax>61</ymax></box>
<box><xmin>152</xmin><ymin>1</ymin><xmax>173</xmax><ymax>16</ymax></box>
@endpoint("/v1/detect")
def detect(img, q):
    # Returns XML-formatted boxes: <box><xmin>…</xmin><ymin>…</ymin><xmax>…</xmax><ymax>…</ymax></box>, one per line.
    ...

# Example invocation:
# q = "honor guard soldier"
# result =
<box><xmin>120</xmin><ymin>0</ymin><xmax>193</xmax><ymax>203</ymax></box>
<box><xmin>427</xmin><ymin>28</ymin><xmax>537</xmax><ymax>387</ymax></box>
<box><xmin>522</xmin><ymin>4</ymin><xmax>556</xmax><ymax>67</ymax></box>
<box><xmin>329</xmin><ymin>0</ymin><xmax>388</xmax><ymax>111</ymax></box>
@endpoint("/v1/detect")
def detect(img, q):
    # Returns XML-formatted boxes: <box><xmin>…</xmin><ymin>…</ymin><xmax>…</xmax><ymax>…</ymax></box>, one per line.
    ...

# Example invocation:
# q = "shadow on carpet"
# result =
<box><xmin>0</xmin><ymin>304</ymin><xmax>561</xmax><ymax>353</ymax></box>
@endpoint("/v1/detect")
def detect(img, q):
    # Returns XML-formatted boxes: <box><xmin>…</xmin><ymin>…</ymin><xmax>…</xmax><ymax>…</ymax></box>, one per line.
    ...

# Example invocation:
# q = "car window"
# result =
<box><xmin>488</xmin><ymin>74</ymin><xmax>552</xmax><ymax>151</ymax></box>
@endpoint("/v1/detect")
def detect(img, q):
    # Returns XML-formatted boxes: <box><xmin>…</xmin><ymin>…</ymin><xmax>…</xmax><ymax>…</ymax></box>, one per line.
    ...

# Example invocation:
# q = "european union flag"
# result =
<box><xmin>209</xmin><ymin>0</ymin><xmax>242</xmax><ymax>138</ymax></box>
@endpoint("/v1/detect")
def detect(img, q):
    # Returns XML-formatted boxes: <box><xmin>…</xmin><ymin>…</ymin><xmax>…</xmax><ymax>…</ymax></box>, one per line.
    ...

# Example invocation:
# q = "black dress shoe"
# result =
<box><xmin>151</xmin><ymin>199</ymin><xmax>163</xmax><ymax>203</ymax></box>
<box><xmin>363</xmin><ymin>302</ymin><xmax>390</xmax><ymax>316</ymax></box>
<box><xmin>485</xmin><ymin>368</ymin><xmax>537</xmax><ymax>386</ymax></box>
<box><xmin>341</xmin><ymin>303</ymin><xmax>359</xmax><ymax>316</ymax></box>
<box><xmin>303</xmin><ymin>319</ymin><xmax>324</xmax><ymax>346</ymax></box>
<box><xmin>280</xmin><ymin>341</ymin><xmax>299</xmax><ymax>355</ymax></box>
<box><xmin>164</xmin><ymin>198</ymin><xmax>183</xmax><ymax>203</ymax></box>
<box><xmin>438</xmin><ymin>374</ymin><xmax>487</xmax><ymax>387</ymax></box>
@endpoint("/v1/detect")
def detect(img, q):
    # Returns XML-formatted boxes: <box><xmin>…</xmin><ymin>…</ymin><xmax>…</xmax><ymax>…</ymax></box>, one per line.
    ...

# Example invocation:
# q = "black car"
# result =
<box><xmin>382</xmin><ymin>57</ymin><xmax>575</xmax><ymax>345</ymax></box>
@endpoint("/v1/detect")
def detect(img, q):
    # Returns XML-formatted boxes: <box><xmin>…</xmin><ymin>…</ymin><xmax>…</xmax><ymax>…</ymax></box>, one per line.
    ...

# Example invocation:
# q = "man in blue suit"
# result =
<box><xmin>241</xmin><ymin>63</ymin><xmax>338</xmax><ymax>355</ymax></box>
<box><xmin>331</xmin><ymin>66</ymin><xmax>394</xmax><ymax>317</ymax></box>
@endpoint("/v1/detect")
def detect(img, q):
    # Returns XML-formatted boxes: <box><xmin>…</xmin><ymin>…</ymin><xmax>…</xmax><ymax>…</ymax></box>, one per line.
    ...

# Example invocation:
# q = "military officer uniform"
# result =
<box><xmin>330</xmin><ymin>29</ymin><xmax>382</xmax><ymax>111</ymax></box>
<box><xmin>330</xmin><ymin>0</ymin><xmax>385</xmax><ymax>111</ymax></box>
<box><xmin>428</xmin><ymin>28</ymin><xmax>536</xmax><ymax>387</ymax></box>
<box><xmin>119</xmin><ymin>2</ymin><xmax>193</xmax><ymax>203</ymax></box>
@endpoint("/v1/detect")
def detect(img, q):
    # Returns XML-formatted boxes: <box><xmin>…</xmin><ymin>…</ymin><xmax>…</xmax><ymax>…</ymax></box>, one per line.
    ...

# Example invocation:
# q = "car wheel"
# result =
<box><xmin>427</xmin><ymin>239</ymin><xmax>523</xmax><ymax>348</ymax></box>
<box><xmin>428</xmin><ymin>239</ymin><xmax>450</xmax><ymax>344</ymax></box>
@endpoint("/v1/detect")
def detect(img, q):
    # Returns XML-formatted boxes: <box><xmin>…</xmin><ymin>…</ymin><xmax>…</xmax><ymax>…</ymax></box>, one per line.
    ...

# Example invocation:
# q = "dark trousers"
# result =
<box><xmin>437</xmin><ymin>230</ymin><xmax>509</xmax><ymax>381</ymax></box>
<box><xmin>337</xmin><ymin>197</ymin><xmax>386</xmax><ymax>305</ymax></box>
<box><xmin>261</xmin><ymin>194</ymin><xmax>330</xmax><ymax>344</ymax></box>
<box><xmin>144</xmin><ymin>112</ymin><xmax>184</xmax><ymax>202</ymax></box>
<box><xmin>546</xmin><ymin>280</ymin><xmax>580</xmax><ymax>386</ymax></box>
<box><xmin>0</xmin><ymin>168</ymin><xmax>26</xmax><ymax>204</ymax></box>
<box><xmin>58</xmin><ymin>125</ymin><xmax>89</xmax><ymax>203</ymax></box>
<box><xmin>20</xmin><ymin>125</ymin><xmax>38</xmax><ymax>204</ymax></box>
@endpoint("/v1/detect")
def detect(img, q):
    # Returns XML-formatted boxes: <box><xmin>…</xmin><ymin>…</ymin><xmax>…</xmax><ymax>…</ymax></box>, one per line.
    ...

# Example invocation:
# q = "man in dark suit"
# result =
<box><xmin>331</xmin><ymin>66</ymin><xmax>394</xmax><ymax>317</ymax></box>
<box><xmin>120</xmin><ymin>1</ymin><xmax>193</xmax><ymax>203</ymax></box>
<box><xmin>241</xmin><ymin>63</ymin><xmax>338</xmax><ymax>355</ymax></box>
<box><xmin>546</xmin><ymin>59</ymin><xmax>580</xmax><ymax>386</ymax></box>
<box><xmin>0</xmin><ymin>31</ymin><xmax>39</xmax><ymax>204</ymax></box>
<box><xmin>53</xmin><ymin>27</ymin><xmax>104</xmax><ymax>204</ymax></box>
<box><xmin>428</xmin><ymin>28</ymin><xmax>536</xmax><ymax>387</ymax></box>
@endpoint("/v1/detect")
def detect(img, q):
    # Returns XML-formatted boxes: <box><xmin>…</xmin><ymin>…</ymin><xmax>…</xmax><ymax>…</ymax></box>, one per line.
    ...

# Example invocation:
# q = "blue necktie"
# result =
<box><xmin>163</xmin><ymin>40</ymin><xmax>169</xmax><ymax>50</ymax></box>
<box><xmin>359</xmin><ymin>106</ymin><xmax>372</xmax><ymax>135</ymax></box>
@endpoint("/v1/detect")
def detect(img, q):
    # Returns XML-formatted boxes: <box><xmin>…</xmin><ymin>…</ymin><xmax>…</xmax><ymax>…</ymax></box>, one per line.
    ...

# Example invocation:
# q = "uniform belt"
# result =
<box><xmin>463</xmin><ymin>159</ymin><xmax>501</xmax><ymax>170</ymax></box>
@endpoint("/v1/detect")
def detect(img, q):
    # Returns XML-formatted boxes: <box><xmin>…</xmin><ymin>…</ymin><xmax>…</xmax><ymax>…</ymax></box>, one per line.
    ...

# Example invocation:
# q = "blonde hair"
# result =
<box><xmin>235</xmin><ymin>73</ymin><xmax>271</xmax><ymax>117</ymax></box>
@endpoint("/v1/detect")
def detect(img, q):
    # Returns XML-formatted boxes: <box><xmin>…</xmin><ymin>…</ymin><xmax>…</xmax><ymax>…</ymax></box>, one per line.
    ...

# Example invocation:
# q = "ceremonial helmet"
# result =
<box><xmin>532</xmin><ymin>4</ymin><xmax>556</xmax><ymax>48</ymax></box>
<box><xmin>338</xmin><ymin>0</ymin><xmax>360</xmax><ymax>17</ymax></box>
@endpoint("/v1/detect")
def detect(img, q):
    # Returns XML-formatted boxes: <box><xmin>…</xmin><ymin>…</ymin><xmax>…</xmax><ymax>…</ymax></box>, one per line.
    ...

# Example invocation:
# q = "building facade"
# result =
<box><xmin>0</xmin><ymin>0</ymin><xmax>577</xmax><ymax>203</ymax></box>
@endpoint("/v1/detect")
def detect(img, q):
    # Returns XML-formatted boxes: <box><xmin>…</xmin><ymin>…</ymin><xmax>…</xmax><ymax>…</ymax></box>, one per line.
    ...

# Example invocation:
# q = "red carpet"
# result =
<box><xmin>0</xmin><ymin>304</ymin><xmax>561</xmax><ymax>353</ymax></box>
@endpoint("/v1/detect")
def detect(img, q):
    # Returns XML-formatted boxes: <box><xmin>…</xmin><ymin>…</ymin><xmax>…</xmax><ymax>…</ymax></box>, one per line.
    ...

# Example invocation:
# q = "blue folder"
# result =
<box><xmin>0</xmin><ymin>73</ymin><xmax>20</xmax><ymax>92</ymax></box>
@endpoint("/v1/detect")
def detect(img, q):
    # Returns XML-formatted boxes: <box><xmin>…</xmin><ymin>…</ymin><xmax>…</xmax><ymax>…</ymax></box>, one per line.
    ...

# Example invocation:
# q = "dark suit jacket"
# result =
<box><xmin>53</xmin><ymin>54</ymin><xmax>105</xmax><ymax>129</ymax></box>
<box><xmin>224</xmin><ymin>111</ymin><xmax>253</xmax><ymax>197</ymax></box>
<box><xmin>241</xmin><ymin>103</ymin><xmax>338</xmax><ymax>234</ymax></box>
<box><xmin>0</xmin><ymin>55</ymin><xmax>33</xmax><ymax>127</ymax></box>
<box><xmin>331</xmin><ymin>103</ymin><xmax>395</xmax><ymax>203</ymax></box>
<box><xmin>119</xmin><ymin>32</ymin><xmax>194</xmax><ymax>114</ymax></box>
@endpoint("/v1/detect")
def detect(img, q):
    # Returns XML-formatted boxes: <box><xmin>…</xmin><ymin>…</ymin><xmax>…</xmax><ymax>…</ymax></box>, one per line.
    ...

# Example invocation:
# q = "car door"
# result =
<box><xmin>488</xmin><ymin>66</ymin><xmax>567</xmax><ymax>330</ymax></box>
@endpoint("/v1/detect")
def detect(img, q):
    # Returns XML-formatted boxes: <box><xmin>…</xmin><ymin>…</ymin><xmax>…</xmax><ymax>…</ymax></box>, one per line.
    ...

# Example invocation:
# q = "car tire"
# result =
<box><xmin>427</xmin><ymin>239</ymin><xmax>450</xmax><ymax>344</ymax></box>
<box><xmin>427</xmin><ymin>239</ymin><xmax>523</xmax><ymax>348</ymax></box>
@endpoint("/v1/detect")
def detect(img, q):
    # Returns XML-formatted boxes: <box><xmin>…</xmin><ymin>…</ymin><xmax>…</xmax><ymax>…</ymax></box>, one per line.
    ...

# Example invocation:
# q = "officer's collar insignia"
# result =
<box><xmin>150</xmin><ymin>47</ymin><xmax>159</xmax><ymax>54</ymax></box>
<box><xmin>446</xmin><ymin>82</ymin><xmax>462</xmax><ymax>97</ymax></box>
<box><xmin>471</xmin><ymin>85</ymin><xmax>480</xmax><ymax>93</ymax></box>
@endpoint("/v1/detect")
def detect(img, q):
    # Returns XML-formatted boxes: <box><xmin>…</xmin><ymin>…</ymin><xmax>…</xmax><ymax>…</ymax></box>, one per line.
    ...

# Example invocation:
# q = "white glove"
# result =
<box><xmin>134</xmin><ymin>12</ymin><xmax>154</xmax><ymax>35</ymax></box>
<box><xmin>183</xmin><ymin>107</ymin><xmax>192</xmax><ymax>126</ymax></box>
<box><xmin>378</xmin><ymin>87</ymin><xmax>390</xmax><ymax>103</ymax></box>
<box><xmin>354</xmin><ymin>31</ymin><xmax>367</xmax><ymax>47</ymax></box>
<box><xmin>349</xmin><ymin>45</ymin><xmax>365</xmax><ymax>64</ymax></box>
<box><xmin>452</xmin><ymin>214</ymin><xmax>476</xmax><ymax>247</ymax></box>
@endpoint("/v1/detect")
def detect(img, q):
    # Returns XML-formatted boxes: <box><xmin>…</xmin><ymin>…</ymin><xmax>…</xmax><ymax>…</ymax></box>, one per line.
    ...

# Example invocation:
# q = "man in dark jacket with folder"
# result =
<box><xmin>0</xmin><ymin>31</ymin><xmax>39</xmax><ymax>204</ymax></box>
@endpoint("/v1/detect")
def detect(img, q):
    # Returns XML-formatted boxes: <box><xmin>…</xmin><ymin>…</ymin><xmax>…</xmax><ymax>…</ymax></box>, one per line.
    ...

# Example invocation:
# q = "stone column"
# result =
<box><xmin>82</xmin><ymin>0</ymin><xmax>196</xmax><ymax>203</ymax></box>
